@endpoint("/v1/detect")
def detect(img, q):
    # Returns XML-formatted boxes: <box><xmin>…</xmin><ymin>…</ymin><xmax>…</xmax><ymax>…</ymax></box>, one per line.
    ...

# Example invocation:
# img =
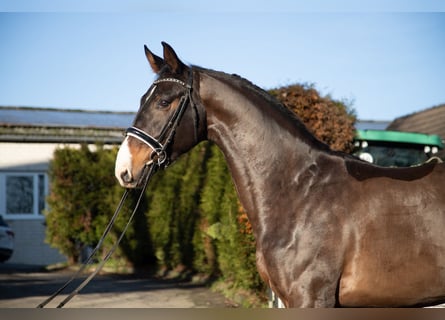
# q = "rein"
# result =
<box><xmin>37</xmin><ymin>71</ymin><xmax>194</xmax><ymax>308</ymax></box>
<box><xmin>37</xmin><ymin>164</ymin><xmax>157</xmax><ymax>308</ymax></box>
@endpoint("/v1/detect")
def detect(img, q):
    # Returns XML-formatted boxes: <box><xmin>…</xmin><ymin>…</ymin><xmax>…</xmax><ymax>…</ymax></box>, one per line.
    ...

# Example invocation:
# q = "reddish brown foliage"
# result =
<box><xmin>269</xmin><ymin>84</ymin><xmax>356</xmax><ymax>152</ymax></box>
<box><xmin>237</xmin><ymin>205</ymin><xmax>253</xmax><ymax>236</ymax></box>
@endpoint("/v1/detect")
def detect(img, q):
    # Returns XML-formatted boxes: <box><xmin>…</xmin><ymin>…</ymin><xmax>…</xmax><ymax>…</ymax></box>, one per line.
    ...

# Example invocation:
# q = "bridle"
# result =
<box><xmin>37</xmin><ymin>69</ymin><xmax>197</xmax><ymax>308</ymax></box>
<box><xmin>125</xmin><ymin>68</ymin><xmax>195</xmax><ymax>168</ymax></box>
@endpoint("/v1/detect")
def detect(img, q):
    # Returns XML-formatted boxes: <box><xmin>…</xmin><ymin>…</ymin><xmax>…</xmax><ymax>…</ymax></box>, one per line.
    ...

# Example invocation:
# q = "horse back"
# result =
<box><xmin>339</xmin><ymin>160</ymin><xmax>445</xmax><ymax>306</ymax></box>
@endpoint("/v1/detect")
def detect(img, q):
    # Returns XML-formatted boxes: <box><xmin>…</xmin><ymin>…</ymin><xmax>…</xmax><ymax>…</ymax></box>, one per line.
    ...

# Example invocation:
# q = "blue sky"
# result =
<box><xmin>1</xmin><ymin>1</ymin><xmax>444</xmax><ymax>120</ymax></box>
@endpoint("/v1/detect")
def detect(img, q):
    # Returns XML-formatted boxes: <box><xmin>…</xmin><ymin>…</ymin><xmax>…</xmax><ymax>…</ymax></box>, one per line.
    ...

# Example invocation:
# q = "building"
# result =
<box><xmin>0</xmin><ymin>105</ymin><xmax>399</xmax><ymax>265</ymax></box>
<box><xmin>387</xmin><ymin>104</ymin><xmax>445</xmax><ymax>159</ymax></box>
<box><xmin>355</xmin><ymin>120</ymin><xmax>390</xmax><ymax>131</ymax></box>
<box><xmin>0</xmin><ymin>106</ymin><xmax>133</xmax><ymax>265</ymax></box>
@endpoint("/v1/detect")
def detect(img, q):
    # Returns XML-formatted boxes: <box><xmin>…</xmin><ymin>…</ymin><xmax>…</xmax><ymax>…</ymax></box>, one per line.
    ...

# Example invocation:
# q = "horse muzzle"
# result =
<box><xmin>115</xmin><ymin>136</ymin><xmax>154</xmax><ymax>188</ymax></box>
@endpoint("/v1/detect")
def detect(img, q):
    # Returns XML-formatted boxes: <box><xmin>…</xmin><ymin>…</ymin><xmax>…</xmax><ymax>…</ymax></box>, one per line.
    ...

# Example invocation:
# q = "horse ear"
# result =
<box><xmin>161</xmin><ymin>41</ymin><xmax>185</xmax><ymax>74</ymax></box>
<box><xmin>144</xmin><ymin>45</ymin><xmax>164</xmax><ymax>74</ymax></box>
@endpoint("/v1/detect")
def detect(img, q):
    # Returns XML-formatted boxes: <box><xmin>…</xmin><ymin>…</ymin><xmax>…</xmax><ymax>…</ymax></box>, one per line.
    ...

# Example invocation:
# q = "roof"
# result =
<box><xmin>0</xmin><ymin>106</ymin><xmax>134</xmax><ymax>128</ymax></box>
<box><xmin>355</xmin><ymin>120</ymin><xmax>390</xmax><ymax>131</ymax></box>
<box><xmin>387</xmin><ymin>104</ymin><xmax>445</xmax><ymax>142</ymax></box>
<box><xmin>355</xmin><ymin>129</ymin><xmax>444</xmax><ymax>148</ymax></box>
<box><xmin>0</xmin><ymin>106</ymin><xmax>135</xmax><ymax>144</ymax></box>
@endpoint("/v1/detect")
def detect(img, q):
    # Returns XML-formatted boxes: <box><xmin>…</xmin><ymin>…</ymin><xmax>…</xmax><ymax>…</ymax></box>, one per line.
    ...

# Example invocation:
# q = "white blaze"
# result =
<box><xmin>115</xmin><ymin>137</ymin><xmax>133</xmax><ymax>186</ymax></box>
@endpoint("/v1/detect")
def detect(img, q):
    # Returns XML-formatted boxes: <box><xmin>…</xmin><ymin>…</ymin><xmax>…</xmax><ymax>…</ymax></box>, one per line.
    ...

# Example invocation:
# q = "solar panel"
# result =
<box><xmin>0</xmin><ymin>107</ymin><xmax>134</xmax><ymax>129</ymax></box>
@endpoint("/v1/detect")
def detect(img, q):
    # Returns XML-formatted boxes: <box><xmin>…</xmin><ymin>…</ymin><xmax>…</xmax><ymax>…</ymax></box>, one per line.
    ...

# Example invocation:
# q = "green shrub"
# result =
<box><xmin>45</xmin><ymin>142</ymin><xmax>263</xmax><ymax>295</ymax></box>
<box><xmin>145</xmin><ymin>143</ymin><xmax>208</xmax><ymax>271</ymax></box>
<box><xmin>45</xmin><ymin>144</ymin><xmax>155</xmax><ymax>267</ymax></box>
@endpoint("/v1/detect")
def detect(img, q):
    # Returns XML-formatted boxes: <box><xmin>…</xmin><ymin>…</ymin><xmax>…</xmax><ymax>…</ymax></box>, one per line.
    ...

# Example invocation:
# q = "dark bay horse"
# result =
<box><xmin>115</xmin><ymin>42</ymin><xmax>445</xmax><ymax>307</ymax></box>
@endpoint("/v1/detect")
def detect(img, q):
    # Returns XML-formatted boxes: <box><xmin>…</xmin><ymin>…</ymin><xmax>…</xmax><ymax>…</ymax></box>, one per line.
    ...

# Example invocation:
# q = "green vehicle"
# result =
<box><xmin>353</xmin><ymin>129</ymin><xmax>444</xmax><ymax>167</ymax></box>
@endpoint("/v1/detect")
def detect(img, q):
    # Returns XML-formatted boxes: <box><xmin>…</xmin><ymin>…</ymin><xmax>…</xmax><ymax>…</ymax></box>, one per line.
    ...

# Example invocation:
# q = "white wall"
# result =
<box><xmin>0</xmin><ymin>142</ymin><xmax>78</xmax><ymax>265</ymax></box>
<box><xmin>6</xmin><ymin>219</ymin><xmax>66</xmax><ymax>265</ymax></box>
<box><xmin>0</xmin><ymin>142</ymin><xmax>76</xmax><ymax>171</ymax></box>
<box><xmin>1</xmin><ymin>141</ymin><xmax>117</xmax><ymax>265</ymax></box>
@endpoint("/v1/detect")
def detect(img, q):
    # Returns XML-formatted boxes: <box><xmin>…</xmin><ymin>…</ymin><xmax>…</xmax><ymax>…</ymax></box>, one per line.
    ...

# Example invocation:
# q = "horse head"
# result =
<box><xmin>115</xmin><ymin>42</ymin><xmax>206</xmax><ymax>188</ymax></box>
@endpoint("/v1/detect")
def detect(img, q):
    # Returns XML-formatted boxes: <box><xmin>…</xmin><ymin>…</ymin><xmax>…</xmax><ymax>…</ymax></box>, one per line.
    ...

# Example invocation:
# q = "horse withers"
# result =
<box><xmin>115</xmin><ymin>42</ymin><xmax>445</xmax><ymax>307</ymax></box>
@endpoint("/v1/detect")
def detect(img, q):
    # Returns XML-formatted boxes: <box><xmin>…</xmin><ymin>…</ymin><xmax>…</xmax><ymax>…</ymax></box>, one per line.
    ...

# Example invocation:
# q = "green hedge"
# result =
<box><xmin>45</xmin><ymin>142</ymin><xmax>265</xmax><ymax>303</ymax></box>
<box><xmin>45</xmin><ymin>144</ymin><xmax>156</xmax><ymax>267</ymax></box>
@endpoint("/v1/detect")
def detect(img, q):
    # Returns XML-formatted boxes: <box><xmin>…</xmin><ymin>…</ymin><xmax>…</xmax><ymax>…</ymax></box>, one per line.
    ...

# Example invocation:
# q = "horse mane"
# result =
<box><xmin>193</xmin><ymin>65</ymin><xmax>332</xmax><ymax>152</ymax></box>
<box><xmin>195</xmin><ymin>66</ymin><xmax>296</xmax><ymax>118</ymax></box>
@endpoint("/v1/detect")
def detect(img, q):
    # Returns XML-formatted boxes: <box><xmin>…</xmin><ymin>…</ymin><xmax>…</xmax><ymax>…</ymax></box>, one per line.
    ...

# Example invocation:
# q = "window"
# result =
<box><xmin>0</xmin><ymin>172</ymin><xmax>48</xmax><ymax>219</ymax></box>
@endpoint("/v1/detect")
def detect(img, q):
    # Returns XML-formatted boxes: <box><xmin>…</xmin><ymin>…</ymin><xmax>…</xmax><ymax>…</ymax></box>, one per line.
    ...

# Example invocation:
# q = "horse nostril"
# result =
<box><xmin>120</xmin><ymin>169</ymin><xmax>133</xmax><ymax>184</ymax></box>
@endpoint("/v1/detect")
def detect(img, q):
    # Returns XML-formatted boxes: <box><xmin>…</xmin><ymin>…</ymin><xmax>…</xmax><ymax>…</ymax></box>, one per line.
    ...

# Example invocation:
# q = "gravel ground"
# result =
<box><xmin>0</xmin><ymin>263</ymin><xmax>236</xmax><ymax>308</ymax></box>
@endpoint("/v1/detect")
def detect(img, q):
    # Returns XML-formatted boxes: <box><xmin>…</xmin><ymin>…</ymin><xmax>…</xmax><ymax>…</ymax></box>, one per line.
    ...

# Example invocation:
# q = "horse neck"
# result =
<box><xmin>198</xmin><ymin>69</ymin><xmax>333</xmax><ymax>234</ymax></box>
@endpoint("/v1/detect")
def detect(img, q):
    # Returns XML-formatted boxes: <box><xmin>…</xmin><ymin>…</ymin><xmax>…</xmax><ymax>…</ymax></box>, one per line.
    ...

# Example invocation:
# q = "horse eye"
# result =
<box><xmin>158</xmin><ymin>100</ymin><xmax>170</xmax><ymax>109</ymax></box>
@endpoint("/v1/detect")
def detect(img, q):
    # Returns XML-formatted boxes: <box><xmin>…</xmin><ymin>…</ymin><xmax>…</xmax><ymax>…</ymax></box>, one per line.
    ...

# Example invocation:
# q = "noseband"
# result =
<box><xmin>125</xmin><ymin>70</ymin><xmax>194</xmax><ymax>167</ymax></box>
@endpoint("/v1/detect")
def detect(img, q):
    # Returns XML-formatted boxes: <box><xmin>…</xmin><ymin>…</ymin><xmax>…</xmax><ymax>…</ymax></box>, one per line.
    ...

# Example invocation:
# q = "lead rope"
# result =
<box><xmin>37</xmin><ymin>163</ymin><xmax>157</xmax><ymax>308</ymax></box>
